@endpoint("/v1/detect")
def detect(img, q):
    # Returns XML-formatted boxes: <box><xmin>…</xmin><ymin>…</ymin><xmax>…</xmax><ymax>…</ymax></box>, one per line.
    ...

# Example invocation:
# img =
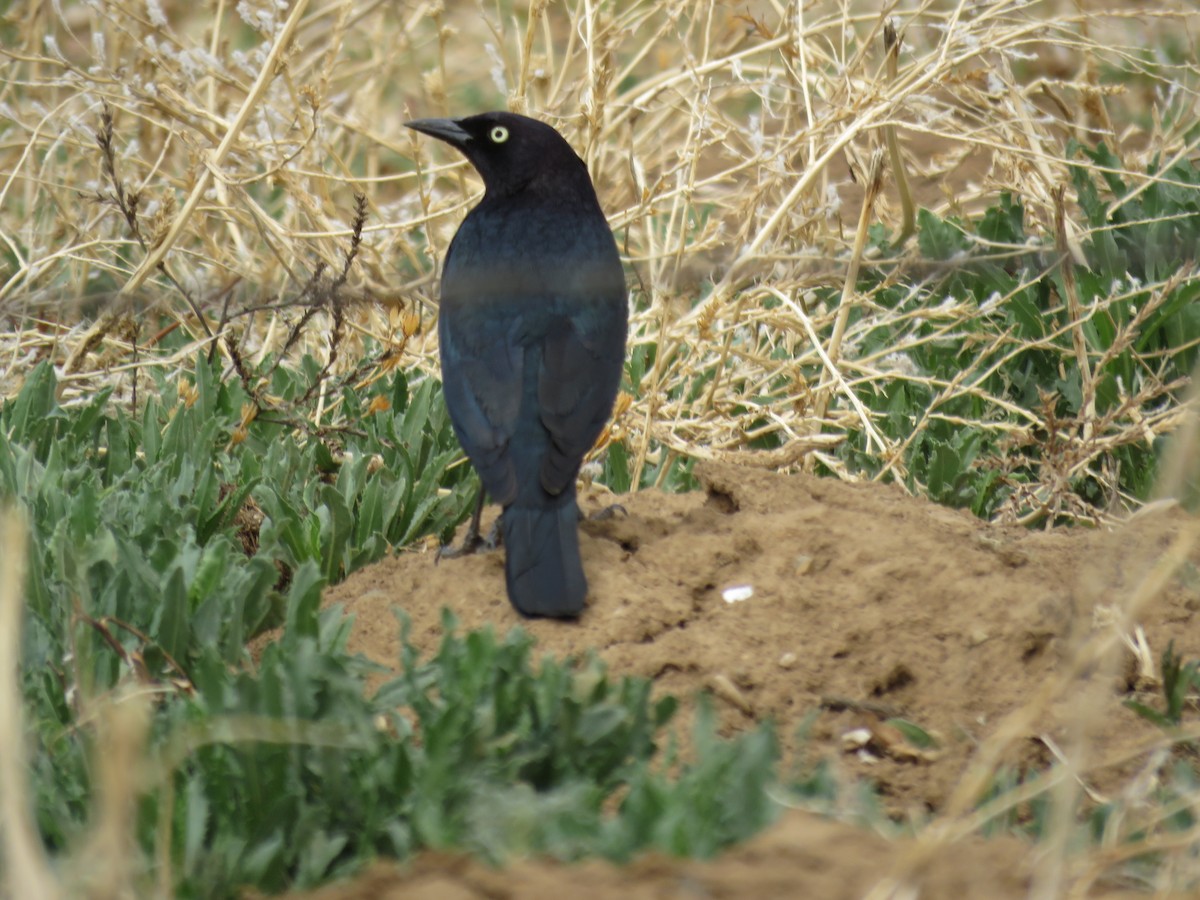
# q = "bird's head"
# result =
<box><xmin>405</xmin><ymin>111</ymin><xmax>590</xmax><ymax>200</ymax></box>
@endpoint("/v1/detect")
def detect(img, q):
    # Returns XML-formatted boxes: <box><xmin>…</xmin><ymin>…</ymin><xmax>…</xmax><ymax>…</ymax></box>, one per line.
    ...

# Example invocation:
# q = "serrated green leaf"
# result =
<box><xmin>283</xmin><ymin>561</ymin><xmax>324</xmax><ymax>641</ymax></box>
<box><xmin>390</xmin><ymin>368</ymin><xmax>409</xmax><ymax>413</ymax></box>
<box><xmin>318</xmin><ymin>484</ymin><xmax>354</xmax><ymax>581</ymax></box>
<box><xmin>154</xmin><ymin>564</ymin><xmax>190</xmax><ymax>665</ymax></box>
<box><xmin>917</xmin><ymin>209</ymin><xmax>971</xmax><ymax>261</ymax></box>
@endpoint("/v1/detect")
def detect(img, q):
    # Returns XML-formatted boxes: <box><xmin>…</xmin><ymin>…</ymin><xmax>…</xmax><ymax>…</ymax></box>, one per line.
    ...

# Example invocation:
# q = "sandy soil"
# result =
<box><xmin>268</xmin><ymin>462</ymin><xmax>1199</xmax><ymax>899</ymax></box>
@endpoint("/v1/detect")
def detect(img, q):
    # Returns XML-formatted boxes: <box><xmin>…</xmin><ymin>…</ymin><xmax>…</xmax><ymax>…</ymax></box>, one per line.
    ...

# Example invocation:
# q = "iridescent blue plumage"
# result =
<box><xmin>407</xmin><ymin>112</ymin><xmax>627</xmax><ymax>617</ymax></box>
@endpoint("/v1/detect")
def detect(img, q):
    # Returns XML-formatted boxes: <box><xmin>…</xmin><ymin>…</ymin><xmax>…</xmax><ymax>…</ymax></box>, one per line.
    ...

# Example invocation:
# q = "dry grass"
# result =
<box><xmin>2</xmin><ymin>0</ymin><xmax>1199</xmax><ymax>895</ymax></box>
<box><xmin>2</xmin><ymin>0</ymin><xmax>1197</xmax><ymax>514</ymax></box>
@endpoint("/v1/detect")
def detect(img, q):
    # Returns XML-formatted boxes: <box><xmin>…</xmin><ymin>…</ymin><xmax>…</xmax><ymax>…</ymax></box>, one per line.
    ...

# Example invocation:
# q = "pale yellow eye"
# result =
<box><xmin>489</xmin><ymin>126</ymin><xmax>509</xmax><ymax>143</ymax></box>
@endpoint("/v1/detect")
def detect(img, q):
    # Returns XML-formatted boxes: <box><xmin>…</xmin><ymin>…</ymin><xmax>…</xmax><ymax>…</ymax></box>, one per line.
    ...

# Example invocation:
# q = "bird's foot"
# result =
<box><xmin>437</xmin><ymin>533</ymin><xmax>486</xmax><ymax>561</ymax></box>
<box><xmin>436</xmin><ymin>518</ymin><xmax>502</xmax><ymax>562</ymax></box>
<box><xmin>582</xmin><ymin>502</ymin><xmax>628</xmax><ymax>522</ymax></box>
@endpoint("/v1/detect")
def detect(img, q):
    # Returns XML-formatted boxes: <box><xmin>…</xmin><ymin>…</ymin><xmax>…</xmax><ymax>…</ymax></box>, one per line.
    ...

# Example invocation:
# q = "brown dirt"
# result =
<box><xmin>264</xmin><ymin>462</ymin><xmax>1200</xmax><ymax>899</ymax></box>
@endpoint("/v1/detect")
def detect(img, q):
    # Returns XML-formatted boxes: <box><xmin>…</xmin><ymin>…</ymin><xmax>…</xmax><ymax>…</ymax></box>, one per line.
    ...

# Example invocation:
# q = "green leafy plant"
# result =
<box><xmin>2</xmin><ymin>354</ymin><xmax>473</xmax><ymax>686</ymax></box>
<box><xmin>23</xmin><ymin>604</ymin><xmax>782</xmax><ymax>894</ymax></box>
<box><xmin>828</xmin><ymin>150</ymin><xmax>1200</xmax><ymax>520</ymax></box>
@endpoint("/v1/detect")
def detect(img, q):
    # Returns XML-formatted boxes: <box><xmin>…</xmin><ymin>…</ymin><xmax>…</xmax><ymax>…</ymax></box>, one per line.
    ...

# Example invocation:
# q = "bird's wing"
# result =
<box><xmin>537</xmin><ymin>298</ymin><xmax>626</xmax><ymax>496</ymax></box>
<box><xmin>438</xmin><ymin>310</ymin><xmax>523</xmax><ymax>506</ymax></box>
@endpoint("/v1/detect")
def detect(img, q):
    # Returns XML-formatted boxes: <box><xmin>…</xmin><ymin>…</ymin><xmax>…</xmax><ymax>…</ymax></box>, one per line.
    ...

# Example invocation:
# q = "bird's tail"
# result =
<box><xmin>501</xmin><ymin>496</ymin><xmax>586</xmax><ymax>618</ymax></box>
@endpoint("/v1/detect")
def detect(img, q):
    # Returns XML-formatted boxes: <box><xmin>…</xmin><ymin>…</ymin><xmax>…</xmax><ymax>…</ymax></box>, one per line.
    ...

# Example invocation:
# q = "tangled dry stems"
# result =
<box><xmin>1</xmin><ymin>0</ymin><xmax>1196</xmax><ymax>519</ymax></box>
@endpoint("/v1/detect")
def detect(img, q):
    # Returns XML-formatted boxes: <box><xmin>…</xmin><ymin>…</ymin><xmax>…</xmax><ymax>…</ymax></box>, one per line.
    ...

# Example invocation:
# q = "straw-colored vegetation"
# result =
<box><xmin>2</xmin><ymin>0</ymin><xmax>1199</xmax><ymax>896</ymax></box>
<box><xmin>2</xmin><ymin>0</ymin><xmax>1195</xmax><ymax>517</ymax></box>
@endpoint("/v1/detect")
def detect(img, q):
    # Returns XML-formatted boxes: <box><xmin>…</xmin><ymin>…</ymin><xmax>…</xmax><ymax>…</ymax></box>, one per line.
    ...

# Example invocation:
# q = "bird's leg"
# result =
<box><xmin>438</xmin><ymin>488</ymin><xmax>496</xmax><ymax>560</ymax></box>
<box><xmin>484</xmin><ymin>514</ymin><xmax>503</xmax><ymax>547</ymax></box>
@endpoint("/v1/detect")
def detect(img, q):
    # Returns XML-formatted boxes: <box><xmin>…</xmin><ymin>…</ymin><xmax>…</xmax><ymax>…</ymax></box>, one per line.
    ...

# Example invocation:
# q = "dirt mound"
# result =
<box><xmin>274</xmin><ymin>462</ymin><xmax>1199</xmax><ymax>897</ymax></box>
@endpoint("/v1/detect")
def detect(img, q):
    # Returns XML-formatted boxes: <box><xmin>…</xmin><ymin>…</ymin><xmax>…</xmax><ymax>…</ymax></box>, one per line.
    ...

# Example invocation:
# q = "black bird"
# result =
<box><xmin>406</xmin><ymin>111</ymin><xmax>627</xmax><ymax>618</ymax></box>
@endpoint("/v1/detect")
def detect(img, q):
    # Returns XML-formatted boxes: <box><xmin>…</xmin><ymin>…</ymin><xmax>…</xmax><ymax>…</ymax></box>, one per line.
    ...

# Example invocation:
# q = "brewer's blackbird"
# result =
<box><xmin>406</xmin><ymin>111</ymin><xmax>627</xmax><ymax>618</ymax></box>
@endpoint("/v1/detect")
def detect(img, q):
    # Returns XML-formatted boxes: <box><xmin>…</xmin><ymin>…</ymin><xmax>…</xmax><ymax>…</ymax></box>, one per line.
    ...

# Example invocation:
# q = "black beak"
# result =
<box><xmin>405</xmin><ymin>118</ymin><xmax>471</xmax><ymax>148</ymax></box>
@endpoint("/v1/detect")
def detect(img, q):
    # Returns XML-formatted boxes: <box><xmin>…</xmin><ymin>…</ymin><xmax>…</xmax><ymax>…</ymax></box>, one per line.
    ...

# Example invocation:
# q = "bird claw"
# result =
<box><xmin>437</xmin><ymin>534</ymin><xmax>484</xmax><ymax>562</ymax></box>
<box><xmin>436</xmin><ymin>518</ymin><xmax>502</xmax><ymax>562</ymax></box>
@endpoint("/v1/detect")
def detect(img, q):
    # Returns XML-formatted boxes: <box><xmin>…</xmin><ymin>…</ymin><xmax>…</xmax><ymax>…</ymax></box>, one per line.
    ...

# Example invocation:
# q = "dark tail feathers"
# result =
<box><xmin>502</xmin><ymin>500</ymin><xmax>586</xmax><ymax>617</ymax></box>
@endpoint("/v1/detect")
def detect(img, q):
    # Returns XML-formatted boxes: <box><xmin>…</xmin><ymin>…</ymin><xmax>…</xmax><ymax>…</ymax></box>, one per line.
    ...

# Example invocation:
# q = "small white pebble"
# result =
<box><xmin>722</xmin><ymin>584</ymin><xmax>753</xmax><ymax>604</ymax></box>
<box><xmin>842</xmin><ymin>728</ymin><xmax>872</xmax><ymax>750</ymax></box>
